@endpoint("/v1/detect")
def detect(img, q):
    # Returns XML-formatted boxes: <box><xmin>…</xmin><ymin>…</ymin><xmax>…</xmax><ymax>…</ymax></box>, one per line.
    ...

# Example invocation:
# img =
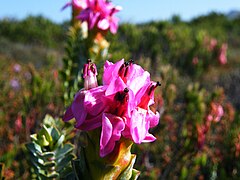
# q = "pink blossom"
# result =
<box><xmin>63</xmin><ymin>59</ymin><xmax>160</xmax><ymax>157</ymax></box>
<box><xmin>77</xmin><ymin>0</ymin><xmax>121</xmax><ymax>34</ymax></box>
<box><xmin>10</xmin><ymin>79</ymin><xmax>20</xmax><ymax>91</ymax></box>
<box><xmin>15</xmin><ymin>114</ymin><xmax>22</xmax><ymax>133</ymax></box>
<box><xmin>218</xmin><ymin>43</ymin><xmax>228</xmax><ymax>65</ymax></box>
<box><xmin>13</xmin><ymin>64</ymin><xmax>21</xmax><ymax>73</ymax></box>
<box><xmin>209</xmin><ymin>38</ymin><xmax>218</xmax><ymax>51</ymax></box>
<box><xmin>192</xmin><ymin>56</ymin><xmax>199</xmax><ymax>65</ymax></box>
<box><xmin>207</xmin><ymin>102</ymin><xmax>224</xmax><ymax>123</ymax></box>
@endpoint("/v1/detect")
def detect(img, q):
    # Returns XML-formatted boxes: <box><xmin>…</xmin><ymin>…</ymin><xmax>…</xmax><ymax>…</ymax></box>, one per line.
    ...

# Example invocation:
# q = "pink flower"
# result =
<box><xmin>10</xmin><ymin>79</ymin><xmax>20</xmax><ymax>91</ymax></box>
<box><xmin>63</xmin><ymin>59</ymin><xmax>160</xmax><ymax>157</ymax></box>
<box><xmin>209</xmin><ymin>38</ymin><xmax>218</xmax><ymax>51</ymax></box>
<box><xmin>218</xmin><ymin>43</ymin><xmax>228</xmax><ymax>65</ymax></box>
<box><xmin>77</xmin><ymin>0</ymin><xmax>121</xmax><ymax>34</ymax></box>
<box><xmin>207</xmin><ymin>102</ymin><xmax>224</xmax><ymax>123</ymax></box>
<box><xmin>192</xmin><ymin>56</ymin><xmax>199</xmax><ymax>65</ymax></box>
<box><xmin>13</xmin><ymin>63</ymin><xmax>21</xmax><ymax>73</ymax></box>
<box><xmin>15</xmin><ymin>114</ymin><xmax>22</xmax><ymax>133</ymax></box>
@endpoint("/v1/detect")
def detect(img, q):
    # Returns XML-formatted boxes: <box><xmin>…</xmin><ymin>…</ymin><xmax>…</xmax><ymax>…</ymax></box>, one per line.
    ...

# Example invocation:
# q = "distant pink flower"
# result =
<box><xmin>13</xmin><ymin>64</ymin><xmax>21</xmax><ymax>73</ymax></box>
<box><xmin>15</xmin><ymin>114</ymin><xmax>22</xmax><ymax>133</ymax></box>
<box><xmin>218</xmin><ymin>43</ymin><xmax>228</xmax><ymax>65</ymax></box>
<box><xmin>209</xmin><ymin>38</ymin><xmax>218</xmax><ymax>51</ymax></box>
<box><xmin>192</xmin><ymin>56</ymin><xmax>199</xmax><ymax>65</ymax></box>
<box><xmin>77</xmin><ymin>0</ymin><xmax>121</xmax><ymax>34</ymax></box>
<box><xmin>63</xmin><ymin>59</ymin><xmax>160</xmax><ymax>157</ymax></box>
<box><xmin>10</xmin><ymin>79</ymin><xmax>20</xmax><ymax>90</ymax></box>
<box><xmin>207</xmin><ymin>102</ymin><xmax>224</xmax><ymax>123</ymax></box>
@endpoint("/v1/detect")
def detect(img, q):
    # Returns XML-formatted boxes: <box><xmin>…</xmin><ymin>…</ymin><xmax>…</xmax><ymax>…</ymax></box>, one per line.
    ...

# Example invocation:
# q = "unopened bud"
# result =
<box><xmin>83</xmin><ymin>59</ymin><xmax>98</xmax><ymax>90</ymax></box>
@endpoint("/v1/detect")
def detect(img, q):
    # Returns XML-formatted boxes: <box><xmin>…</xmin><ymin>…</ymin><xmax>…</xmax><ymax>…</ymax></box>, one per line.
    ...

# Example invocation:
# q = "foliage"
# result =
<box><xmin>0</xmin><ymin>16</ymin><xmax>66</xmax><ymax>48</ymax></box>
<box><xmin>25</xmin><ymin>115</ymin><xmax>75</xmax><ymax>179</ymax></box>
<box><xmin>0</xmin><ymin>12</ymin><xmax>240</xmax><ymax>179</ymax></box>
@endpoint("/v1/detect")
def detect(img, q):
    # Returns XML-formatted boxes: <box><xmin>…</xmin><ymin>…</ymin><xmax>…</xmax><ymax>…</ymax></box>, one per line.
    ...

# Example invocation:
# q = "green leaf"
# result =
<box><xmin>57</xmin><ymin>154</ymin><xmax>75</xmax><ymax>172</ymax></box>
<box><xmin>29</xmin><ymin>153</ymin><xmax>56</xmax><ymax>169</ymax></box>
<box><xmin>40</xmin><ymin>134</ymin><xmax>50</xmax><ymax>147</ymax></box>
<box><xmin>42</xmin><ymin>125</ymin><xmax>53</xmax><ymax>143</ymax></box>
<box><xmin>37</xmin><ymin>151</ymin><xmax>55</xmax><ymax>161</ymax></box>
<box><xmin>26</xmin><ymin>142</ymin><xmax>42</xmax><ymax>154</ymax></box>
<box><xmin>180</xmin><ymin>166</ymin><xmax>188</xmax><ymax>180</ymax></box>
<box><xmin>201</xmin><ymin>153</ymin><xmax>207</xmax><ymax>166</ymax></box>
<box><xmin>53</xmin><ymin>134</ymin><xmax>65</xmax><ymax>149</ymax></box>
<box><xmin>50</xmin><ymin>126</ymin><xmax>61</xmax><ymax>143</ymax></box>
<box><xmin>130</xmin><ymin>169</ymin><xmax>141</xmax><ymax>180</ymax></box>
<box><xmin>72</xmin><ymin>158</ymin><xmax>89</xmax><ymax>180</ymax></box>
<box><xmin>39</xmin><ymin>171</ymin><xmax>59</xmax><ymax>179</ymax></box>
<box><xmin>55</xmin><ymin>143</ymin><xmax>74</xmax><ymax>159</ymax></box>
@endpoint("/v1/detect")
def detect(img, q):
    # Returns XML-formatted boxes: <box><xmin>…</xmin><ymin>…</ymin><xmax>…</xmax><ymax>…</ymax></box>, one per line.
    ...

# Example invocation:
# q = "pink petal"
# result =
<box><xmin>105</xmin><ymin>76</ymin><xmax>126</xmax><ymax>96</ymax></box>
<box><xmin>73</xmin><ymin>0</ymin><xmax>87</xmax><ymax>9</ymax></box>
<box><xmin>130</xmin><ymin>108</ymin><xmax>149</xmax><ymax>144</ymax></box>
<box><xmin>84</xmin><ymin>86</ymin><xmax>106</xmax><ymax>116</ymax></box>
<box><xmin>100</xmin><ymin>113</ymin><xmax>125</xmax><ymax>157</ymax></box>
<box><xmin>109</xmin><ymin>17</ymin><xmax>118</xmax><ymax>34</ymax></box>
<box><xmin>77</xmin><ymin>114</ymin><xmax>102</xmax><ymax>131</ymax></box>
<box><xmin>61</xmin><ymin>2</ymin><xmax>72</xmax><ymax>11</ymax></box>
<box><xmin>142</xmin><ymin>133</ymin><xmax>156</xmax><ymax>142</ymax></box>
<box><xmin>77</xmin><ymin>10</ymin><xmax>90</xmax><ymax>21</ymax></box>
<box><xmin>129</xmin><ymin>71</ymin><xmax>150</xmax><ymax>96</ymax></box>
<box><xmin>63</xmin><ymin>106</ymin><xmax>74</xmax><ymax>121</ymax></box>
<box><xmin>103</xmin><ymin>59</ymin><xmax>124</xmax><ymax>85</ymax></box>
<box><xmin>98</xmin><ymin>18</ymin><xmax>110</xmax><ymax>30</ymax></box>
<box><xmin>72</xmin><ymin>91</ymin><xmax>87</xmax><ymax>127</ymax></box>
<box><xmin>147</xmin><ymin>110</ymin><xmax>160</xmax><ymax>128</ymax></box>
<box><xmin>89</xmin><ymin>12</ymin><xmax>100</xmax><ymax>29</ymax></box>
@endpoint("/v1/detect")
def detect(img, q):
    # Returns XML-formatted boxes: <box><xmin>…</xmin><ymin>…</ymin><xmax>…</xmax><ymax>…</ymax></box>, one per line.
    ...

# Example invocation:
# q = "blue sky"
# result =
<box><xmin>1</xmin><ymin>0</ymin><xmax>240</xmax><ymax>23</ymax></box>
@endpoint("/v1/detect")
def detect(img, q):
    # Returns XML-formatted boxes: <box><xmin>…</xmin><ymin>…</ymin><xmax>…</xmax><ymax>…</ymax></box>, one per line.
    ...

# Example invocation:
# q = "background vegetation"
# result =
<box><xmin>0</xmin><ymin>12</ymin><xmax>240</xmax><ymax>179</ymax></box>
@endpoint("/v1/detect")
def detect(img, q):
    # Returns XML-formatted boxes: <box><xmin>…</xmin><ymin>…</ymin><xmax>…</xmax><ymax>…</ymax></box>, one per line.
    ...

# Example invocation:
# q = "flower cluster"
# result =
<box><xmin>197</xmin><ymin>102</ymin><xmax>224</xmax><ymax>150</ymax></box>
<box><xmin>64</xmin><ymin>59</ymin><xmax>160</xmax><ymax>157</ymax></box>
<box><xmin>63</xmin><ymin>0</ymin><xmax>121</xmax><ymax>34</ymax></box>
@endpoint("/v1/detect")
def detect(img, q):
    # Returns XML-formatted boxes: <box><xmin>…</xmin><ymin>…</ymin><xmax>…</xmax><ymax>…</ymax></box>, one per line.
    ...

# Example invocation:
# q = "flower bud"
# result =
<box><xmin>83</xmin><ymin>59</ymin><xmax>98</xmax><ymax>90</ymax></box>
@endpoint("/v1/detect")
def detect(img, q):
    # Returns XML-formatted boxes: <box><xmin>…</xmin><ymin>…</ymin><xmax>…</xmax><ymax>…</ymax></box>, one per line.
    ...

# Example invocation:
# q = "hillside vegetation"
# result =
<box><xmin>0</xmin><ymin>12</ymin><xmax>240</xmax><ymax>179</ymax></box>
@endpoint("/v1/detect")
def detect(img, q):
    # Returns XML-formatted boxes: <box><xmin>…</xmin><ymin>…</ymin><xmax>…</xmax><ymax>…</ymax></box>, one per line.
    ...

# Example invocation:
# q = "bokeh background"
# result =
<box><xmin>0</xmin><ymin>0</ymin><xmax>240</xmax><ymax>179</ymax></box>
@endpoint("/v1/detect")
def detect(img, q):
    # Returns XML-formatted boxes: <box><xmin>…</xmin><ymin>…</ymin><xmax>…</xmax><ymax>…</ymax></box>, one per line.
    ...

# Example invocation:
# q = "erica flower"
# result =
<box><xmin>15</xmin><ymin>114</ymin><xmax>22</xmax><ymax>133</ymax></box>
<box><xmin>209</xmin><ymin>38</ymin><xmax>218</xmax><ymax>51</ymax></box>
<box><xmin>192</xmin><ymin>56</ymin><xmax>199</xmax><ymax>65</ymax></box>
<box><xmin>218</xmin><ymin>43</ymin><xmax>228</xmax><ymax>65</ymax></box>
<box><xmin>10</xmin><ymin>79</ymin><xmax>20</xmax><ymax>91</ymax></box>
<box><xmin>63</xmin><ymin>59</ymin><xmax>160</xmax><ymax>157</ymax></box>
<box><xmin>77</xmin><ymin>0</ymin><xmax>122</xmax><ymax>34</ymax></box>
<box><xmin>207</xmin><ymin>102</ymin><xmax>224</xmax><ymax>123</ymax></box>
<box><xmin>13</xmin><ymin>63</ymin><xmax>21</xmax><ymax>73</ymax></box>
